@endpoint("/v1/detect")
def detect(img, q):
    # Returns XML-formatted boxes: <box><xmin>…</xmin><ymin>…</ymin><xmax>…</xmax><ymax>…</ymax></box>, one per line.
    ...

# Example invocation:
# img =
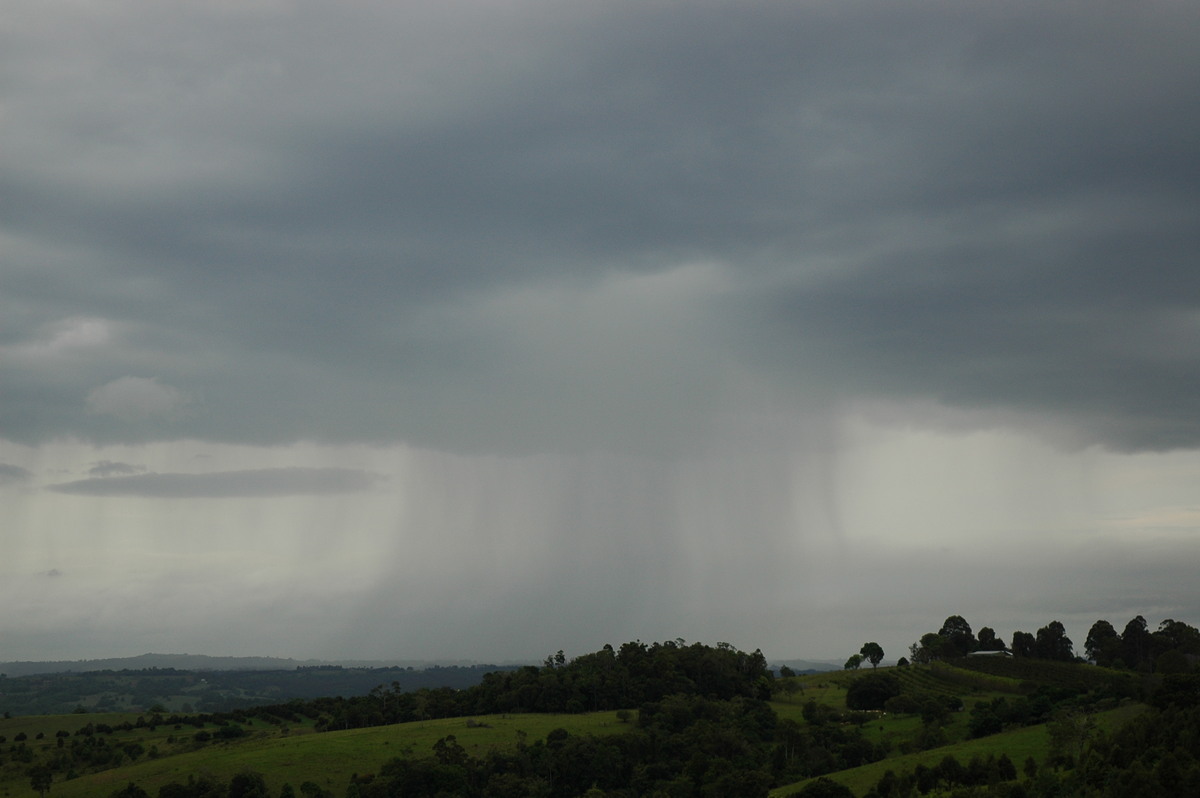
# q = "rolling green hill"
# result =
<box><xmin>0</xmin><ymin>641</ymin><xmax>1191</xmax><ymax>797</ymax></box>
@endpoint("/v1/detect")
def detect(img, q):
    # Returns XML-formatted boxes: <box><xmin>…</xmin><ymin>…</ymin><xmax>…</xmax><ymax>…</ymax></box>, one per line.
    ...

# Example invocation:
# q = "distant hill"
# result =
<box><xmin>0</xmin><ymin>658</ymin><xmax>524</xmax><ymax>715</ymax></box>
<box><xmin>770</xmin><ymin>658</ymin><xmax>841</xmax><ymax>673</ymax></box>
<box><xmin>0</xmin><ymin>652</ymin><xmax>506</xmax><ymax>677</ymax></box>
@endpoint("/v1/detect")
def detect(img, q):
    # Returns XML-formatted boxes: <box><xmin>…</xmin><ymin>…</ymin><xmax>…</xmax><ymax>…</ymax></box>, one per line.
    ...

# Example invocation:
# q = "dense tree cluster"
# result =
<box><xmin>860</xmin><ymin>752</ymin><xmax>1019</xmax><ymax>797</ymax></box>
<box><xmin>965</xmin><ymin>688</ymin><xmax>1089</xmax><ymax>740</ymax></box>
<box><xmin>844</xmin><ymin>673</ymin><xmax>901</xmax><ymax>711</ymax></box>
<box><xmin>908</xmin><ymin>614</ymin><xmax>1200</xmax><ymax>674</ymax></box>
<box><xmin>1084</xmin><ymin>615</ymin><xmax>1200</xmax><ymax>672</ymax></box>
<box><xmin>273</xmin><ymin>640</ymin><xmax>776</xmax><ymax>733</ymax></box>
<box><xmin>470</xmin><ymin>640</ymin><xmax>775</xmax><ymax>714</ymax></box>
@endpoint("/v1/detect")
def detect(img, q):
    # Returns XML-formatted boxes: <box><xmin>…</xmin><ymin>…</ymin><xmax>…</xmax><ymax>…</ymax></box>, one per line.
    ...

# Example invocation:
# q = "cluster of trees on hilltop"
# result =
<box><xmin>907</xmin><ymin>614</ymin><xmax>1200</xmax><ymax>672</ymax></box>
<box><xmin>469</xmin><ymin>640</ymin><xmax>774</xmax><ymax>714</ymax></box>
<box><xmin>908</xmin><ymin>616</ymin><xmax>1035</xmax><ymax>664</ymax></box>
<box><xmin>1083</xmin><ymin>615</ymin><xmax>1200</xmax><ymax>673</ymax></box>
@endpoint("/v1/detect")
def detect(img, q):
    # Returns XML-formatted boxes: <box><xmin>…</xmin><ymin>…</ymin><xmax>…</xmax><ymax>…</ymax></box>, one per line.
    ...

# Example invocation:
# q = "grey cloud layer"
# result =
<box><xmin>47</xmin><ymin>467</ymin><xmax>380</xmax><ymax>498</ymax></box>
<box><xmin>0</xmin><ymin>464</ymin><xmax>32</xmax><ymax>485</ymax></box>
<box><xmin>88</xmin><ymin>461</ymin><xmax>148</xmax><ymax>478</ymax></box>
<box><xmin>3</xmin><ymin>1</ymin><xmax>1198</xmax><ymax>453</ymax></box>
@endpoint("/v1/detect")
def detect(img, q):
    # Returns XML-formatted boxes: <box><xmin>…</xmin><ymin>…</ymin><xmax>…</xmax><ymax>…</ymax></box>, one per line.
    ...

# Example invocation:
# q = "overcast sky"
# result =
<box><xmin>3</xmin><ymin>0</ymin><xmax>1199</xmax><ymax>665</ymax></box>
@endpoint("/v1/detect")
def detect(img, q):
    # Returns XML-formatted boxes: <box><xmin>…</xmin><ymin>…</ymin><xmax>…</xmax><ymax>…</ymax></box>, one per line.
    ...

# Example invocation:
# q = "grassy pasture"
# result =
<box><xmin>768</xmin><ymin>721</ymin><xmax>1053</xmax><ymax>797</ymax></box>
<box><xmin>11</xmin><ymin>711</ymin><xmax>632</xmax><ymax>798</ymax></box>
<box><xmin>771</xmin><ymin>666</ymin><xmax>1016</xmax><ymax>747</ymax></box>
<box><xmin>769</xmin><ymin>702</ymin><xmax>1147</xmax><ymax>797</ymax></box>
<box><xmin>0</xmin><ymin>659</ymin><xmax>1150</xmax><ymax>798</ymax></box>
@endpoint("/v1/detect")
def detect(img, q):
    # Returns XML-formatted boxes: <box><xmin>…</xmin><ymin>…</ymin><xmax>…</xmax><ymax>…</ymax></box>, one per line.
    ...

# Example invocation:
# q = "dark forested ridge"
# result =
<box><xmin>0</xmin><ymin>654</ymin><xmax>493</xmax><ymax>678</ymax></box>
<box><xmin>0</xmin><ymin>663</ymin><xmax>518</xmax><ymax>716</ymax></box>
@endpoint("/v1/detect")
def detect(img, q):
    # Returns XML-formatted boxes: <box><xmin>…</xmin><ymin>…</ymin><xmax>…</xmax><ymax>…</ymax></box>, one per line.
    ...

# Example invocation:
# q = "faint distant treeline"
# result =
<box><xmin>0</xmin><ymin>663</ymin><xmax>517</xmax><ymax>716</ymax></box>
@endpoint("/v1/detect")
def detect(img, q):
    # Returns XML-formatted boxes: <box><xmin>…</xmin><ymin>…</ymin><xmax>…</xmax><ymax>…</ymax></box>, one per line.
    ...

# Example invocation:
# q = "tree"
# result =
<box><xmin>845</xmin><ymin>672</ymin><xmax>901</xmax><ymax>710</ymax></box>
<box><xmin>229</xmin><ymin>771</ymin><xmax>270</xmax><ymax>798</ymax></box>
<box><xmin>859</xmin><ymin>642</ymin><xmax>884</xmax><ymax>669</ymax></box>
<box><xmin>109</xmin><ymin>784</ymin><xmax>149</xmax><ymax>798</ymax></box>
<box><xmin>794</xmin><ymin>776</ymin><xmax>855</xmax><ymax>797</ymax></box>
<box><xmin>1154</xmin><ymin>619</ymin><xmax>1200</xmax><ymax>657</ymax></box>
<box><xmin>433</xmin><ymin>734</ymin><xmax>469</xmax><ymax>767</ymax></box>
<box><xmin>1011</xmin><ymin>631</ymin><xmax>1036</xmax><ymax>658</ymax></box>
<box><xmin>1084</xmin><ymin>620</ymin><xmax>1121</xmax><ymax>666</ymax></box>
<box><xmin>1035</xmin><ymin>620</ymin><xmax>1074</xmax><ymax>661</ymax></box>
<box><xmin>1156</xmin><ymin>649</ymin><xmax>1190</xmax><ymax>675</ymax></box>
<box><xmin>977</xmin><ymin>627</ymin><xmax>1006</xmax><ymax>652</ymax></box>
<box><xmin>844</xmin><ymin>654</ymin><xmax>864</xmax><ymax>670</ymax></box>
<box><xmin>1047</xmin><ymin>708</ymin><xmax>1096</xmax><ymax>765</ymax></box>
<box><xmin>911</xmin><ymin>632</ymin><xmax>952</xmax><ymax>664</ymax></box>
<box><xmin>997</xmin><ymin>753</ymin><xmax>1018</xmax><ymax>781</ymax></box>
<box><xmin>1151</xmin><ymin>672</ymin><xmax>1200</xmax><ymax>709</ymax></box>
<box><xmin>29</xmin><ymin>765</ymin><xmax>53</xmax><ymax>798</ymax></box>
<box><xmin>939</xmin><ymin>615</ymin><xmax>976</xmax><ymax>656</ymax></box>
<box><xmin>1122</xmin><ymin>615</ymin><xmax>1152</xmax><ymax>670</ymax></box>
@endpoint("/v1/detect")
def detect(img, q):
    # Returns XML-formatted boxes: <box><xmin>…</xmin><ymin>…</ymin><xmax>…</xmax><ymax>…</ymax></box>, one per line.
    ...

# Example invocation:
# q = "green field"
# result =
<box><xmin>768</xmin><ymin>702</ymin><xmax>1147</xmax><ymax>797</ymax></box>
<box><xmin>0</xmin><ymin>657</ymin><xmax>1154</xmax><ymax>798</ymax></box>
<box><xmin>1</xmin><ymin>711</ymin><xmax>632</xmax><ymax>798</ymax></box>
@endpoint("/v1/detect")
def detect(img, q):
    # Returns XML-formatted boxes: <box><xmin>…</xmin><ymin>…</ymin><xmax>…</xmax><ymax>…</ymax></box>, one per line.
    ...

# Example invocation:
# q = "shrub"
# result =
<box><xmin>791</xmin><ymin>776</ymin><xmax>855</xmax><ymax>797</ymax></box>
<box><xmin>846</xmin><ymin>673</ymin><xmax>902</xmax><ymax>711</ymax></box>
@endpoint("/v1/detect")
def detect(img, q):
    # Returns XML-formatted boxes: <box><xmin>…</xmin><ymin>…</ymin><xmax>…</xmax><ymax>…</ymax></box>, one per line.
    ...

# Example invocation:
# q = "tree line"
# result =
<box><xmin>904</xmin><ymin>614</ymin><xmax>1200</xmax><ymax>672</ymax></box>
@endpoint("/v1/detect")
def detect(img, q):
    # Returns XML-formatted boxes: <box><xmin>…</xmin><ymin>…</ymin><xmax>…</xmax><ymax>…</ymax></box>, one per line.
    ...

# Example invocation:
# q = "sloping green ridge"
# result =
<box><xmin>4</xmin><ymin>658</ymin><xmax>1147</xmax><ymax>797</ymax></box>
<box><xmin>952</xmin><ymin>657</ymin><xmax>1137</xmax><ymax>693</ymax></box>
<box><xmin>768</xmin><ymin>702</ymin><xmax>1146</xmax><ymax>797</ymax></box>
<box><xmin>28</xmin><ymin>712</ymin><xmax>630</xmax><ymax>798</ymax></box>
<box><xmin>898</xmin><ymin>664</ymin><xmax>1007</xmax><ymax>696</ymax></box>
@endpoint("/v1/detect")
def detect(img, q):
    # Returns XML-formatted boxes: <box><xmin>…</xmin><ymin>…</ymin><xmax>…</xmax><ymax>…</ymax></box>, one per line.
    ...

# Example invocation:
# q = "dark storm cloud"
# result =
<box><xmin>0</xmin><ymin>464</ymin><xmax>32</xmax><ymax>485</ymax></box>
<box><xmin>752</xmin><ymin>212</ymin><xmax>1200</xmax><ymax>450</ymax></box>
<box><xmin>88</xmin><ymin>460</ymin><xmax>147</xmax><ymax>478</ymax></box>
<box><xmin>2</xmin><ymin>1</ymin><xmax>1198</xmax><ymax>453</ymax></box>
<box><xmin>47</xmin><ymin>467</ymin><xmax>381</xmax><ymax>498</ymax></box>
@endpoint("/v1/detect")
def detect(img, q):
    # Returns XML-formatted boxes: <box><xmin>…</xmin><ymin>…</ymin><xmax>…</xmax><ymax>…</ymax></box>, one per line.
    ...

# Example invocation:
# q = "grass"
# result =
<box><xmin>770</xmin><ymin>666</ymin><xmax>1015</xmax><ymax>751</ymax></box>
<box><xmin>0</xmin><ymin>661</ymin><xmax>1150</xmax><ymax>798</ymax></box>
<box><xmin>768</xmin><ymin>702</ymin><xmax>1148</xmax><ymax>797</ymax></box>
<box><xmin>11</xmin><ymin>711</ymin><xmax>633</xmax><ymax>798</ymax></box>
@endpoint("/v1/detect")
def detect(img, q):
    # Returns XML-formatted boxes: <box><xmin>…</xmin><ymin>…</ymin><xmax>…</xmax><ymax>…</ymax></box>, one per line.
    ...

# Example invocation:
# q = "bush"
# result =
<box><xmin>215</xmin><ymin>724</ymin><xmax>247</xmax><ymax>739</ymax></box>
<box><xmin>846</xmin><ymin>673</ymin><xmax>902</xmax><ymax>711</ymax></box>
<box><xmin>883</xmin><ymin>694</ymin><xmax>922</xmax><ymax>714</ymax></box>
<box><xmin>790</xmin><ymin>776</ymin><xmax>855</xmax><ymax>797</ymax></box>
